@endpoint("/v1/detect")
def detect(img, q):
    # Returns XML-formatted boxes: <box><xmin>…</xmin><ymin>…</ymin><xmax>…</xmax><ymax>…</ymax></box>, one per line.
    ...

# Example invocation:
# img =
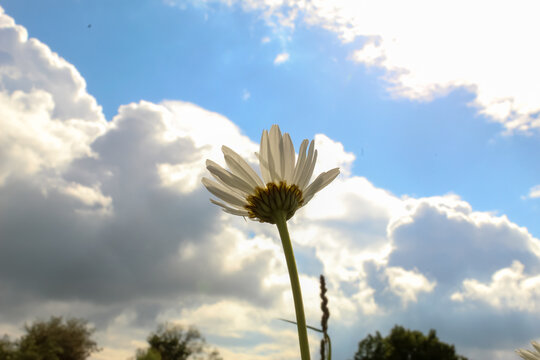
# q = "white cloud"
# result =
<box><xmin>312</xmin><ymin>133</ymin><xmax>355</xmax><ymax>177</ymax></box>
<box><xmin>387</xmin><ymin>194</ymin><xmax>540</xmax><ymax>286</ymax></box>
<box><xmin>242</xmin><ymin>88</ymin><xmax>251</xmax><ymax>100</ymax></box>
<box><xmin>273</xmin><ymin>52</ymin><xmax>290</xmax><ymax>65</ymax></box>
<box><xmin>385</xmin><ymin>266</ymin><xmax>436</xmax><ymax>305</ymax></box>
<box><xmin>158</xmin><ymin>100</ymin><xmax>259</xmax><ymax>166</ymax></box>
<box><xmin>0</xmin><ymin>90</ymin><xmax>99</xmax><ymax>183</ymax></box>
<box><xmin>58</xmin><ymin>181</ymin><xmax>113</xmax><ymax>216</ymax></box>
<box><xmin>0</xmin><ymin>8</ymin><xmax>107</xmax><ymax>218</ymax></box>
<box><xmin>301</xmin><ymin>176</ymin><xmax>401</xmax><ymax>222</ymax></box>
<box><xmin>452</xmin><ymin>261</ymin><xmax>540</xmax><ymax>312</ymax></box>
<box><xmin>527</xmin><ymin>185</ymin><xmax>540</xmax><ymax>199</ymax></box>
<box><xmin>191</xmin><ymin>0</ymin><xmax>540</xmax><ymax>134</ymax></box>
<box><xmin>0</xmin><ymin>7</ymin><xmax>104</xmax><ymax>123</ymax></box>
<box><xmin>0</xmin><ymin>8</ymin><xmax>107</xmax><ymax>185</ymax></box>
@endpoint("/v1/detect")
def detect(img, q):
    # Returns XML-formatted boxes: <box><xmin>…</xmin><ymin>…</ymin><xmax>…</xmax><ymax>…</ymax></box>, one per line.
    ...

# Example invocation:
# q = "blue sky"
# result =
<box><xmin>0</xmin><ymin>1</ymin><xmax>539</xmax><ymax>359</ymax></box>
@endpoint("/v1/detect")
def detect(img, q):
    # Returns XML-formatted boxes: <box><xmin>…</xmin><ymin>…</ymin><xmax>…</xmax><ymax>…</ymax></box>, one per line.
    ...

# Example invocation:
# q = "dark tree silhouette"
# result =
<box><xmin>16</xmin><ymin>316</ymin><xmax>99</xmax><ymax>360</ymax></box>
<box><xmin>136</xmin><ymin>323</ymin><xmax>221</xmax><ymax>360</ymax></box>
<box><xmin>354</xmin><ymin>325</ymin><xmax>468</xmax><ymax>360</ymax></box>
<box><xmin>0</xmin><ymin>336</ymin><xmax>17</xmax><ymax>360</ymax></box>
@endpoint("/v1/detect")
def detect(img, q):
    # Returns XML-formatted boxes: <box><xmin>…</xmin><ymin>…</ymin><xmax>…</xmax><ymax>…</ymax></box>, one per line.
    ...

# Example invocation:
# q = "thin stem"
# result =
<box><xmin>326</xmin><ymin>334</ymin><xmax>332</xmax><ymax>360</ymax></box>
<box><xmin>274</xmin><ymin>211</ymin><xmax>311</xmax><ymax>360</ymax></box>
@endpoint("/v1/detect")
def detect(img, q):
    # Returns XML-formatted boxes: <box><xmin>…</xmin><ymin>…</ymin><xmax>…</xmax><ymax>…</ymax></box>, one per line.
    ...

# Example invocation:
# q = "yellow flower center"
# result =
<box><xmin>245</xmin><ymin>182</ymin><xmax>304</xmax><ymax>224</ymax></box>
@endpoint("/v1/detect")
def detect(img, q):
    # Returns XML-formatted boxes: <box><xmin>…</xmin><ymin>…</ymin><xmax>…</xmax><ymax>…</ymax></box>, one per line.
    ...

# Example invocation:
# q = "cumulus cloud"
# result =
<box><xmin>0</xmin><ymin>7</ymin><xmax>284</xmax><ymax>356</ymax></box>
<box><xmin>384</xmin><ymin>266</ymin><xmax>436</xmax><ymax>306</ymax></box>
<box><xmin>451</xmin><ymin>261</ymin><xmax>540</xmax><ymax>312</ymax></box>
<box><xmin>0</xmin><ymin>97</ymin><xmax>280</xmax><ymax>306</ymax></box>
<box><xmin>176</xmin><ymin>0</ymin><xmax>540</xmax><ymax>134</ymax></box>
<box><xmin>2</xmin><ymin>5</ymin><xmax>540</xmax><ymax>360</ymax></box>
<box><xmin>0</xmin><ymin>7</ymin><xmax>106</xmax><ymax>185</ymax></box>
<box><xmin>387</xmin><ymin>195</ymin><xmax>540</xmax><ymax>286</ymax></box>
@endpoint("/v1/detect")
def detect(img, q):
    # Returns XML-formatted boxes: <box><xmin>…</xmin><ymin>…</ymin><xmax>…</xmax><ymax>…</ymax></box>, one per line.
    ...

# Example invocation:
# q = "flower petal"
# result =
<box><xmin>259</xmin><ymin>129</ymin><xmax>272</xmax><ymax>184</ymax></box>
<box><xmin>297</xmin><ymin>140</ymin><xmax>315</xmax><ymax>190</ymax></box>
<box><xmin>264</xmin><ymin>131</ymin><xmax>278</xmax><ymax>183</ymax></box>
<box><xmin>516</xmin><ymin>342</ymin><xmax>540</xmax><ymax>360</ymax></box>
<box><xmin>283</xmin><ymin>133</ymin><xmax>295</xmax><ymax>184</ymax></box>
<box><xmin>202</xmin><ymin>177</ymin><xmax>247</xmax><ymax>208</ymax></box>
<box><xmin>516</xmin><ymin>350</ymin><xmax>538</xmax><ymax>360</ymax></box>
<box><xmin>299</xmin><ymin>149</ymin><xmax>317</xmax><ymax>190</ymax></box>
<box><xmin>302</xmin><ymin>168</ymin><xmax>340</xmax><ymax>204</ymax></box>
<box><xmin>268</xmin><ymin>125</ymin><xmax>281</xmax><ymax>182</ymax></box>
<box><xmin>221</xmin><ymin>146</ymin><xmax>264</xmax><ymax>188</ymax></box>
<box><xmin>206</xmin><ymin>159</ymin><xmax>254</xmax><ymax>196</ymax></box>
<box><xmin>269</xmin><ymin>125</ymin><xmax>282</xmax><ymax>178</ymax></box>
<box><xmin>210</xmin><ymin>199</ymin><xmax>249</xmax><ymax>216</ymax></box>
<box><xmin>292</xmin><ymin>139</ymin><xmax>309</xmax><ymax>185</ymax></box>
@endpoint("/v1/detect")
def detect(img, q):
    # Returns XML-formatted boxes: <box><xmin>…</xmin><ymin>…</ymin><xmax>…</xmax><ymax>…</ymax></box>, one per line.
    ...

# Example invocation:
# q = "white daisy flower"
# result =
<box><xmin>202</xmin><ymin>125</ymin><xmax>340</xmax><ymax>223</ymax></box>
<box><xmin>517</xmin><ymin>341</ymin><xmax>540</xmax><ymax>360</ymax></box>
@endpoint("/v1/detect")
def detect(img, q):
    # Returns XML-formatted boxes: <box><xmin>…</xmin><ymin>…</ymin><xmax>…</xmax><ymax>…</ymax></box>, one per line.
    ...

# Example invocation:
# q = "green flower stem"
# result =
<box><xmin>274</xmin><ymin>211</ymin><xmax>311</xmax><ymax>360</ymax></box>
<box><xmin>325</xmin><ymin>334</ymin><xmax>332</xmax><ymax>360</ymax></box>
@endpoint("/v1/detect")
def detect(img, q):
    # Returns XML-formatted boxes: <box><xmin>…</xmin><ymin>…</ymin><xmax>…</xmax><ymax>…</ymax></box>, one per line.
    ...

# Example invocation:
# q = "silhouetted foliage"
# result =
<box><xmin>136</xmin><ymin>323</ymin><xmax>221</xmax><ymax>360</ymax></box>
<box><xmin>135</xmin><ymin>348</ymin><xmax>161</xmax><ymax>360</ymax></box>
<box><xmin>354</xmin><ymin>325</ymin><xmax>468</xmax><ymax>360</ymax></box>
<box><xmin>0</xmin><ymin>336</ymin><xmax>17</xmax><ymax>360</ymax></box>
<box><xmin>16</xmin><ymin>316</ymin><xmax>99</xmax><ymax>360</ymax></box>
